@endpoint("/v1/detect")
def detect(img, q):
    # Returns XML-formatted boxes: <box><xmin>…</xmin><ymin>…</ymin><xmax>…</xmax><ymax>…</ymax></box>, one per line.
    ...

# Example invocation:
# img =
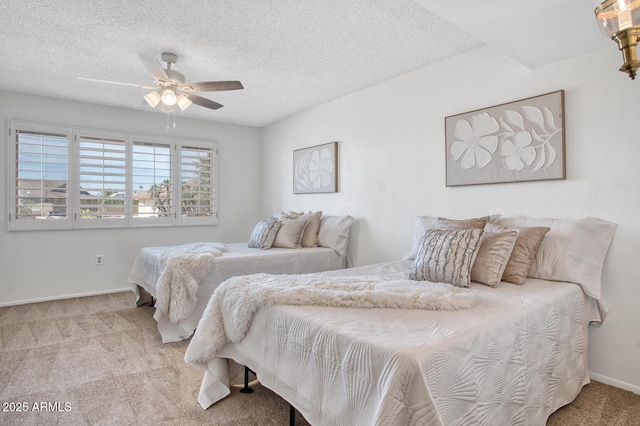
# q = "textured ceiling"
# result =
<box><xmin>0</xmin><ymin>0</ymin><xmax>611</xmax><ymax>127</ymax></box>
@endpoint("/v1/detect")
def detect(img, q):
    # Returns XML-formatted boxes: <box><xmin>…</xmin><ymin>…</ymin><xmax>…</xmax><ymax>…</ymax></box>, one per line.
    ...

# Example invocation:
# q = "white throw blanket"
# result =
<box><xmin>155</xmin><ymin>242</ymin><xmax>227</xmax><ymax>323</ymax></box>
<box><xmin>185</xmin><ymin>273</ymin><xmax>483</xmax><ymax>368</ymax></box>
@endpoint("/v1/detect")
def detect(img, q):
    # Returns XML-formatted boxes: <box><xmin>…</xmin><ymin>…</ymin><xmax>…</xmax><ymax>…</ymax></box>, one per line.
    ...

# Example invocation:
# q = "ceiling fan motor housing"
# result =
<box><xmin>161</xmin><ymin>52</ymin><xmax>178</xmax><ymax>65</ymax></box>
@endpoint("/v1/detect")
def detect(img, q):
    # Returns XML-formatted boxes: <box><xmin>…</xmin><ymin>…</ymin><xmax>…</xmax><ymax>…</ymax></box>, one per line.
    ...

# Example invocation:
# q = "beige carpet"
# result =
<box><xmin>1</xmin><ymin>291</ymin><xmax>638</xmax><ymax>426</ymax></box>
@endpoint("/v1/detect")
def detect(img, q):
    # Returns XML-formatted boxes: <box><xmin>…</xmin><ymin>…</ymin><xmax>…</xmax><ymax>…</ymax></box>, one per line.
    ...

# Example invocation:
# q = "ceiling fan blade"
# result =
<box><xmin>187</xmin><ymin>94</ymin><xmax>223</xmax><ymax>110</ymax></box>
<box><xmin>180</xmin><ymin>81</ymin><xmax>243</xmax><ymax>92</ymax></box>
<box><xmin>77</xmin><ymin>77</ymin><xmax>155</xmax><ymax>89</ymax></box>
<box><xmin>139</xmin><ymin>54</ymin><xmax>169</xmax><ymax>82</ymax></box>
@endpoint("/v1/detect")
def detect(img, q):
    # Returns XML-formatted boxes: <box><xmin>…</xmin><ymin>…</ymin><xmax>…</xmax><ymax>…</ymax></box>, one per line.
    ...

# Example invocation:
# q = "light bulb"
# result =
<box><xmin>161</xmin><ymin>89</ymin><xmax>177</xmax><ymax>106</ymax></box>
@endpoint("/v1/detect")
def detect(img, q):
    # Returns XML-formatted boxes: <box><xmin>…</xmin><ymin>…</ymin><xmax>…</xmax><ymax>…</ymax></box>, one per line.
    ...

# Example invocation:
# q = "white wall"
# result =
<box><xmin>260</xmin><ymin>46</ymin><xmax>640</xmax><ymax>392</ymax></box>
<box><xmin>0</xmin><ymin>90</ymin><xmax>262</xmax><ymax>305</ymax></box>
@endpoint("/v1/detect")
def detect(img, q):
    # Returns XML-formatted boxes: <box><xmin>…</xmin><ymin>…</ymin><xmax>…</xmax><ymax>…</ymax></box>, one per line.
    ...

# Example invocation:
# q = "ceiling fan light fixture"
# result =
<box><xmin>159</xmin><ymin>103</ymin><xmax>174</xmax><ymax>113</ymax></box>
<box><xmin>161</xmin><ymin>89</ymin><xmax>178</xmax><ymax>106</ymax></box>
<box><xmin>177</xmin><ymin>94</ymin><xmax>192</xmax><ymax>111</ymax></box>
<box><xmin>144</xmin><ymin>90</ymin><xmax>162</xmax><ymax>108</ymax></box>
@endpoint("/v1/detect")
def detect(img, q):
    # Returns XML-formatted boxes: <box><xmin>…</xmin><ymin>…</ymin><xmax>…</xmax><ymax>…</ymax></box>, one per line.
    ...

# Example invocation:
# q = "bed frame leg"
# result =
<box><xmin>289</xmin><ymin>404</ymin><xmax>296</xmax><ymax>426</ymax></box>
<box><xmin>239</xmin><ymin>366</ymin><xmax>254</xmax><ymax>393</ymax></box>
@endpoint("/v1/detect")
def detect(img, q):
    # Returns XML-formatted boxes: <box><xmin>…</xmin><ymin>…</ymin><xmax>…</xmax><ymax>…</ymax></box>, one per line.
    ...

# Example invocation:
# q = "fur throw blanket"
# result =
<box><xmin>156</xmin><ymin>242</ymin><xmax>227</xmax><ymax>323</ymax></box>
<box><xmin>185</xmin><ymin>273</ymin><xmax>483</xmax><ymax>368</ymax></box>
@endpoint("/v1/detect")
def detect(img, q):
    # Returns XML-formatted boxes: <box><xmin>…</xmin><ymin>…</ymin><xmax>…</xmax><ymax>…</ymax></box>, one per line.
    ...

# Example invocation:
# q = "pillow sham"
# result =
<box><xmin>409</xmin><ymin>228</ymin><xmax>484</xmax><ymax>288</ymax></box>
<box><xmin>247</xmin><ymin>218</ymin><xmax>281</xmax><ymax>249</ymax></box>
<box><xmin>404</xmin><ymin>215</ymin><xmax>489</xmax><ymax>260</ymax></box>
<box><xmin>495</xmin><ymin>217</ymin><xmax>615</xmax><ymax>298</ymax></box>
<box><xmin>272</xmin><ymin>216</ymin><xmax>309</xmax><ymax>249</ymax></box>
<box><xmin>471</xmin><ymin>224</ymin><xmax>518</xmax><ymax>287</ymax></box>
<box><xmin>317</xmin><ymin>215</ymin><xmax>354</xmax><ymax>256</ymax></box>
<box><xmin>487</xmin><ymin>223</ymin><xmax>550</xmax><ymax>285</ymax></box>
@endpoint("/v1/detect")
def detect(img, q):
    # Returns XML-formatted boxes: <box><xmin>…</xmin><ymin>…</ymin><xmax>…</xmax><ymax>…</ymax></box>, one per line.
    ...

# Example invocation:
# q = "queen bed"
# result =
<box><xmin>128</xmin><ymin>214</ymin><xmax>354</xmax><ymax>343</ymax></box>
<box><xmin>185</xmin><ymin>215</ymin><xmax>615</xmax><ymax>425</ymax></box>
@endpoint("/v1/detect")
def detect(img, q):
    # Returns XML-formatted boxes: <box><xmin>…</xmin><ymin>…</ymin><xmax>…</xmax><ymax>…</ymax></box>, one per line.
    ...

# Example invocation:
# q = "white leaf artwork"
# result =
<box><xmin>293</xmin><ymin>142</ymin><xmax>338</xmax><ymax>194</ymax></box>
<box><xmin>445</xmin><ymin>91</ymin><xmax>565</xmax><ymax>186</ymax></box>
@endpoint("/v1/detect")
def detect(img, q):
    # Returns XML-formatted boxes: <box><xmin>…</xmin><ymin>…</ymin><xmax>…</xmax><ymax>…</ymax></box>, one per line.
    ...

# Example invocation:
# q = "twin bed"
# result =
<box><xmin>130</xmin><ymin>213</ymin><xmax>616</xmax><ymax>425</ymax></box>
<box><xmin>128</xmin><ymin>214</ymin><xmax>354</xmax><ymax>343</ymax></box>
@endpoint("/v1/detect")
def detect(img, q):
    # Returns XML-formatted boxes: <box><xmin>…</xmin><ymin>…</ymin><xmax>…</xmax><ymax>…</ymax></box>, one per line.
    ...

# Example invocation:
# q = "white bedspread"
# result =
<box><xmin>186</xmin><ymin>273</ymin><xmax>482</xmax><ymax>366</ymax></box>
<box><xmin>127</xmin><ymin>242</ymin><xmax>345</xmax><ymax>343</ymax></box>
<box><xmin>187</xmin><ymin>260</ymin><xmax>592</xmax><ymax>425</ymax></box>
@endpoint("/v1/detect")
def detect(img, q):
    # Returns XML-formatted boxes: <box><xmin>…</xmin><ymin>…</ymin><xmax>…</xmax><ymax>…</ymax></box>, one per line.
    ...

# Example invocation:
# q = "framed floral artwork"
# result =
<box><xmin>445</xmin><ymin>90</ymin><xmax>565</xmax><ymax>186</ymax></box>
<box><xmin>293</xmin><ymin>142</ymin><xmax>338</xmax><ymax>194</ymax></box>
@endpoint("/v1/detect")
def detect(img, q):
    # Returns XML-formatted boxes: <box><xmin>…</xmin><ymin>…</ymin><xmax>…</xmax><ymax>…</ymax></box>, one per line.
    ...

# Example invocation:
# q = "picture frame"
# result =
<box><xmin>293</xmin><ymin>142</ymin><xmax>338</xmax><ymax>194</ymax></box>
<box><xmin>445</xmin><ymin>90</ymin><xmax>565</xmax><ymax>186</ymax></box>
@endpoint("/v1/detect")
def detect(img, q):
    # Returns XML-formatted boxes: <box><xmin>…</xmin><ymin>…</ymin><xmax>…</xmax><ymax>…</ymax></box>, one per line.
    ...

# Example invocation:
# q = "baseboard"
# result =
<box><xmin>589</xmin><ymin>371</ymin><xmax>640</xmax><ymax>395</ymax></box>
<box><xmin>0</xmin><ymin>287</ymin><xmax>133</xmax><ymax>307</ymax></box>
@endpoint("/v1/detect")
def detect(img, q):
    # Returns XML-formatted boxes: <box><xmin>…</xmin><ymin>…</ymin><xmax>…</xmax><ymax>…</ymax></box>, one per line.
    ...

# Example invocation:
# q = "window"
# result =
<box><xmin>9</xmin><ymin>122</ymin><xmax>72</xmax><ymax>230</ymax></box>
<box><xmin>76</xmin><ymin>129</ymin><xmax>127</xmax><ymax>227</ymax></box>
<box><xmin>132</xmin><ymin>135</ymin><xmax>174</xmax><ymax>226</ymax></box>
<box><xmin>178</xmin><ymin>141</ymin><xmax>218</xmax><ymax>225</ymax></box>
<box><xmin>8</xmin><ymin>120</ymin><xmax>218</xmax><ymax>230</ymax></box>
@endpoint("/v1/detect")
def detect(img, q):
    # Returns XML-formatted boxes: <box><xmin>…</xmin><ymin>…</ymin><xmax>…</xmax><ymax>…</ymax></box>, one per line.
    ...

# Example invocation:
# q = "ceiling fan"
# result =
<box><xmin>78</xmin><ymin>52</ymin><xmax>243</xmax><ymax>113</ymax></box>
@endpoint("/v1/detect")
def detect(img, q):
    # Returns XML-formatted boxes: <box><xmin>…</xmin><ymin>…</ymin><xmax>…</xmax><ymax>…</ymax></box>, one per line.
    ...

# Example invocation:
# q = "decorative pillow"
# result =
<box><xmin>247</xmin><ymin>218</ymin><xmax>281</xmax><ymax>249</ymax></box>
<box><xmin>488</xmin><ymin>223</ymin><xmax>550</xmax><ymax>285</ymax></box>
<box><xmin>496</xmin><ymin>217</ymin><xmax>615</xmax><ymax>298</ymax></box>
<box><xmin>404</xmin><ymin>215</ymin><xmax>489</xmax><ymax>260</ymax></box>
<box><xmin>471</xmin><ymin>224</ymin><xmax>518</xmax><ymax>287</ymax></box>
<box><xmin>299</xmin><ymin>211</ymin><xmax>322</xmax><ymax>247</ymax></box>
<box><xmin>317</xmin><ymin>215</ymin><xmax>354</xmax><ymax>256</ymax></box>
<box><xmin>272</xmin><ymin>216</ymin><xmax>309</xmax><ymax>249</ymax></box>
<box><xmin>409</xmin><ymin>228</ymin><xmax>484</xmax><ymax>288</ymax></box>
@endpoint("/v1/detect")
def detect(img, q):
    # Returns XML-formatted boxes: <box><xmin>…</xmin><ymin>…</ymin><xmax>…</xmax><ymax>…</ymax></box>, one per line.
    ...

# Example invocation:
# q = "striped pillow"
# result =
<box><xmin>247</xmin><ymin>218</ymin><xmax>281</xmax><ymax>249</ymax></box>
<box><xmin>409</xmin><ymin>228</ymin><xmax>484</xmax><ymax>287</ymax></box>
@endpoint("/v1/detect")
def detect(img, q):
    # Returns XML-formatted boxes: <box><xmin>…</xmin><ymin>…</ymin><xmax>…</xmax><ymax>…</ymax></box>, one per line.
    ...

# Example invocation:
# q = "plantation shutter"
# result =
<box><xmin>131</xmin><ymin>136</ymin><xmax>174</xmax><ymax>225</ymax></box>
<box><xmin>76</xmin><ymin>130</ymin><xmax>127</xmax><ymax>227</ymax></box>
<box><xmin>178</xmin><ymin>142</ymin><xmax>218</xmax><ymax>225</ymax></box>
<box><xmin>10</xmin><ymin>122</ymin><xmax>72</xmax><ymax>230</ymax></box>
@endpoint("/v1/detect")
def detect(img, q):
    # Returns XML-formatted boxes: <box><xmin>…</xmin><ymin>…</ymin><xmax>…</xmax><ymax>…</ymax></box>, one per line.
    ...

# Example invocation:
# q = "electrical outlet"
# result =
<box><xmin>95</xmin><ymin>255</ymin><xmax>104</xmax><ymax>266</ymax></box>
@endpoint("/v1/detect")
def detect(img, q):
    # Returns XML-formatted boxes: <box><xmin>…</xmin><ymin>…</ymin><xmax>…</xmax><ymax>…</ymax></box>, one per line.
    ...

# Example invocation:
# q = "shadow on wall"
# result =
<box><xmin>347</xmin><ymin>218</ymin><xmax>360</xmax><ymax>267</ymax></box>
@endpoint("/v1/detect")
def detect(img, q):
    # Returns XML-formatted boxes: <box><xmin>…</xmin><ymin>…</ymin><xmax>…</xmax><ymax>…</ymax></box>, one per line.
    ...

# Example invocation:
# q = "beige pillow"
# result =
<box><xmin>435</xmin><ymin>216</ymin><xmax>489</xmax><ymax>230</ymax></box>
<box><xmin>299</xmin><ymin>211</ymin><xmax>322</xmax><ymax>247</ymax></box>
<box><xmin>404</xmin><ymin>215</ymin><xmax>489</xmax><ymax>260</ymax></box>
<box><xmin>409</xmin><ymin>228</ymin><xmax>484</xmax><ymax>288</ymax></box>
<box><xmin>272</xmin><ymin>217</ymin><xmax>309</xmax><ymax>248</ymax></box>
<box><xmin>471</xmin><ymin>224</ymin><xmax>518</xmax><ymax>287</ymax></box>
<box><xmin>498</xmin><ymin>225</ymin><xmax>550</xmax><ymax>285</ymax></box>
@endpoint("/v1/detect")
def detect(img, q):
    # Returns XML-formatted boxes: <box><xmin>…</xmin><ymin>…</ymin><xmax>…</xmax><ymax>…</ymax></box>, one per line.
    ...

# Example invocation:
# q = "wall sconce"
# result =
<box><xmin>595</xmin><ymin>0</ymin><xmax>640</xmax><ymax>79</ymax></box>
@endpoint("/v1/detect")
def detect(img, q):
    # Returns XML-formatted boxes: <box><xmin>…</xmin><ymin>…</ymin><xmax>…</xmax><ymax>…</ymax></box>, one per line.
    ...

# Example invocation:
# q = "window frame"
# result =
<box><xmin>7</xmin><ymin>120</ymin><xmax>219</xmax><ymax>231</ymax></box>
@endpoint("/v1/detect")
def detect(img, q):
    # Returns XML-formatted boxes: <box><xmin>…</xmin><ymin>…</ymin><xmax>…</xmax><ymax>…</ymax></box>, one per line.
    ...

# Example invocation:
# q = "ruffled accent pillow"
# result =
<box><xmin>471</xmin><ymin>224</ymin><xmax>518</xmax><ymax>287</ymax></box>
<box><xmin>247</xmin><ymin>218</ymin><xmax>281</xmax><ymax>249</ymax></box>
<box><xmin>409</xmin><ymin>228</ymin><xmax>484</xmax><ymax>288</ymax></box>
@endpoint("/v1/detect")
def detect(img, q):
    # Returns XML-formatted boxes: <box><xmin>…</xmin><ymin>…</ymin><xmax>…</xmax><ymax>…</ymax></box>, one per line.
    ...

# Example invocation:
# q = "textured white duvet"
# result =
<box><xmin>187</xmin><ymin>260</ymin><xmax>593</xmax><ymax>426</ymax></box>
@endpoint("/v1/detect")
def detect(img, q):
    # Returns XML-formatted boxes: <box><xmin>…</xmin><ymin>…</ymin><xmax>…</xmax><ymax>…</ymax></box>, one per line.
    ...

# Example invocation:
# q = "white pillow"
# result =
<box><xmin>495</xmin><ymin>216</ymin><xmax>616</xmax><ymax>299</ymax></box>
<box><xmin>317</xmin><ymin>215</ymin><xmax>354</xmax><ymax>256</ymax></box>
